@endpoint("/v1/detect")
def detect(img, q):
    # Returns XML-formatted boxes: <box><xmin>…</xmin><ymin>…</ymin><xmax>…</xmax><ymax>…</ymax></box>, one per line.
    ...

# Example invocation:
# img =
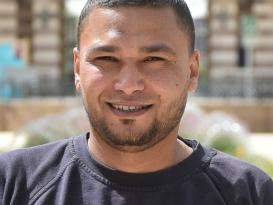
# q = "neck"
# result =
<box><xmin>87</xmin><ymin>130</ymin><xmax>193</xmax><ymax>173</ymax></box>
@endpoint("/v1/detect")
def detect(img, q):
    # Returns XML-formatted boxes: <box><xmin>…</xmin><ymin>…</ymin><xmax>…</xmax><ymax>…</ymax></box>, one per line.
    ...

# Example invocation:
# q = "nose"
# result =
<box><xmin>114</xmin><ymin>63</ymin><xmax>145</xmax><ymax>95</ymax></box>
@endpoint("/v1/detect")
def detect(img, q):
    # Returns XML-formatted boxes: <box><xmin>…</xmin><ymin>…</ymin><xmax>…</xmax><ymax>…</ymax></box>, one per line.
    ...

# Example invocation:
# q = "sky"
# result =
<box><xmin>66</xmin><ymin>0</ymin><xmax>208</xmax><ymax>18</ymax></box>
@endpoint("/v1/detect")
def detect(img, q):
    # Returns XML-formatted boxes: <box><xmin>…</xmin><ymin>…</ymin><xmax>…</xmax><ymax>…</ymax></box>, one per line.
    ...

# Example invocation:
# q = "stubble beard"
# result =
<box><xmin>83</xmin><ymin>94</ymin><xmax>187</xmax><ymax>153</ymax></box>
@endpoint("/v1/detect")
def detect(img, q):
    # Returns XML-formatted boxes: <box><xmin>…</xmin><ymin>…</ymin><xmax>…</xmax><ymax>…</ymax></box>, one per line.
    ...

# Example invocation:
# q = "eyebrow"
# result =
<box><xmin>86</xmin><ymin>45</ymin><xmax>120</xmax><ymax>56</ymax></box>
<box><xmin>85</xmin><ymin>44</ymin><xmax>176</xmax><ymax>57</ymax></box>
<box><xmin>140</xmin><ymin>44</ymin><xmax>176</xmax><ymax>56</ymax></box>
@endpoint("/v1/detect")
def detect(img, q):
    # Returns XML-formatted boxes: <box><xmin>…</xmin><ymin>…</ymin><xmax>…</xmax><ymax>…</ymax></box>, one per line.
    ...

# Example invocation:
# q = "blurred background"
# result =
<box><xmin>0</xmin><ymin>0</ymin><xmax>273</xmax><ymax>176</ymax></box>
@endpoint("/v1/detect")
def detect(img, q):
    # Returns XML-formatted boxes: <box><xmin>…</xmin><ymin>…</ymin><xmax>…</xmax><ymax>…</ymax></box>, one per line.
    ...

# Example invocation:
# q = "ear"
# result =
<box><xmin>73</xmin><ymin>47</ymin><xmax>81</xmax><ymax>92</ymax></box>
<box><xmin>187</xmin><ymin>50</ymin><xmax>200</xmax><ymax>92</ymax></box>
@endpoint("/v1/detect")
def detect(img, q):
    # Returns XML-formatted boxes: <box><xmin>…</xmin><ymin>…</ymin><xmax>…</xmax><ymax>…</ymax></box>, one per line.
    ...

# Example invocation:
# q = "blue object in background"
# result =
<box><xmin>0</xmin><ymin>42</ymin><xmax>24</xmax><ymax>70</ymax></box>
<box><xmin>0</xmin><ymin>42</ymin><xmax>25</xmax><ymax>99</ymax></box>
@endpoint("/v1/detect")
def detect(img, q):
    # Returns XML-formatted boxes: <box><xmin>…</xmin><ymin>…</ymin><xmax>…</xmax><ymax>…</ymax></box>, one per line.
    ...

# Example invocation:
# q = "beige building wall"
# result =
<box><xmin>0</xmin><ymin>0</ymin><xmax>17</xmax><ymax>42</ymax></box>
<box><xmin>32</xmin><ymin>0</ymin><xmax>63</xmax><ymax>75</ymax></box>
<box><xmin>0</xmin><ymin>0</ymin><xmax>64</xmax><ymax>74</ymax></box>
<box><xmin>208</xmin><ymin>0</ymin><xmax>239</xmax><ymax>71</ymax></box>
<box><xmin>208</xmin><ymin>0</ymin><xmax>273</xmax><ymax>72</ymax></box>
<box><xmin>253</xmin><ymin>2</ymin><xmax>273</xmax><ymax>69</ymax></box>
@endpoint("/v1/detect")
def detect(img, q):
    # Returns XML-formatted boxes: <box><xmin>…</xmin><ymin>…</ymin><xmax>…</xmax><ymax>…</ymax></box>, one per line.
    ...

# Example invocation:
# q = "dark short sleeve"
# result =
<box><xmin>207</xmin><ymin>150</ymin><xmax>273</xmax><ymax>205</ymax></box>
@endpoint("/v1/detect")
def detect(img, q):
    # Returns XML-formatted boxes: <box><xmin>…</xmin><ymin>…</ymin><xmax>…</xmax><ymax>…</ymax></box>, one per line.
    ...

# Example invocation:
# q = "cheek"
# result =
<box><xmin>145</xmin><ymin>68</ymin><xmax>187</xmax><ymax>94</ymax></box>
<box><xmin>80</xmin><ymin>67</ymin><xmax>110</xmax><ymax>100</ymax></box>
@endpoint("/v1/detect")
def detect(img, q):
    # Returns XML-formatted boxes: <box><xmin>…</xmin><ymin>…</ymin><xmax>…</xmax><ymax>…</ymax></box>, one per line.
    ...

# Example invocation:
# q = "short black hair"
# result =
<box><xmin>77</xmin><ymin>0</ymin><xmax>195</xmax><ymax>52</ymax></box>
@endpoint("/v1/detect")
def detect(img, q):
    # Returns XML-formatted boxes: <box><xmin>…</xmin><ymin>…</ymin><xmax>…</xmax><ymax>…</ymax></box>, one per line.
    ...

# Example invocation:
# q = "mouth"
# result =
<box><xmin>107</xmin><ymin>103</ymin><xmax>153</xmax><ymax>117</ymax></box>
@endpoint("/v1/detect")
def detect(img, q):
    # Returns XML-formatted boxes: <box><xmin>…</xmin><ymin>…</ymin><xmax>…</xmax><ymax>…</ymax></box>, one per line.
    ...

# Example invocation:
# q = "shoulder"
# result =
<box><xmin>0</xmin><ymin>137</ymin><xmax>75</xmax><ymax>200</ymax></box>
<box><xmin>208</xmin><ymin>149</ymin><xmax>271</xmax><ymax>182</ymax></box>
<box><xmin>205</xmin><ymin>148</ymin><xmax>273</xmax><ymax>204</ymax></box>
<box><xmin>0</xmin><ymin>137</ymin><xmax>72</xmax><ymax>172</ymax></box>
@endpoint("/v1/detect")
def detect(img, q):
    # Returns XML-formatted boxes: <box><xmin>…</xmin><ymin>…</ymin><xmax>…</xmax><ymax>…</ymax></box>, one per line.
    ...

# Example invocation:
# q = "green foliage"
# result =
<box><xmin>23</xmin><ymin>134</ymin><xmax>50</xmax><ymax>148</ymax></box>
<box><xmin>208</xmin><ymin>135</ymin><xmax>242</xmax><ymax>156</ymax></box>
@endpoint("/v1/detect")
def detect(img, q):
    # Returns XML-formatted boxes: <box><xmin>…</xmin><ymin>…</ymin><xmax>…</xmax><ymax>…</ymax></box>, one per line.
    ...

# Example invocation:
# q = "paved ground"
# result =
<box><xmin>1</xmin><ymin>132</ymin><xmax>273</xmax><ymax>162</ymax></box>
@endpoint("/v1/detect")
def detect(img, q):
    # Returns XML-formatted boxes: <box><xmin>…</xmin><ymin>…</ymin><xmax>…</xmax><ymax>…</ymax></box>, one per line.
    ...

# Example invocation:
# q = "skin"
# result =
<box><xmin>73</xmin><ymin>6</ymin><xmax>200</xmax><ymax>173</ymax></box>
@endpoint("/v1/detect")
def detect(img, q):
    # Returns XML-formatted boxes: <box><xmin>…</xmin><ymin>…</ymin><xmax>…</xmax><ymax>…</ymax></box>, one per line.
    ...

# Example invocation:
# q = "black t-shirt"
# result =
<box><xmin>0</xmin><ymin>133</ymin><xmax>272</xmax><ymax>205</ymax></box>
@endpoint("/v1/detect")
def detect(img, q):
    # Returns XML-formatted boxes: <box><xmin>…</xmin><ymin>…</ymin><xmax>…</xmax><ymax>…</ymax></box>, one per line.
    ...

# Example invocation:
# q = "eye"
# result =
<box><xmin>144</xmin><ymin>56</ymin><xmax>165</xmax><ymax>62</ymax></box>
<box><xmin>95</xmin><ymin>56</ymin><xmax>119</xmax><ymax>62</ymax></box>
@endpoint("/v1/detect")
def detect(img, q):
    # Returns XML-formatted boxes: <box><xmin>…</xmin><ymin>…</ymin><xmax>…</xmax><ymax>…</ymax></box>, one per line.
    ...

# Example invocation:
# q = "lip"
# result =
<box><xmin>106</xmin><ymin>102</ymin><xmax>153</xmax><ymax>118</ymax></box>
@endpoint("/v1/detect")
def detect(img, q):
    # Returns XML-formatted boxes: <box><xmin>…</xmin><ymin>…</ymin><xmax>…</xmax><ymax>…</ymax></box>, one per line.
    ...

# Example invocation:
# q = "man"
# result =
<box><xmin>0</xmin><ymin>0</ymin><xmax>272</xmax><ymax>204</ymax></box>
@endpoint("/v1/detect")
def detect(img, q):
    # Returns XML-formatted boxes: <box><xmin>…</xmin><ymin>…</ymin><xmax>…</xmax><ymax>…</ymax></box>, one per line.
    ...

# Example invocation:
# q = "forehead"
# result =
<box><xmin>86</xmin><ymin>7</ymin><xmax>179</xmax><ymax>31</ymax></box>
<box><xmin>79</xmin><ymin>6</ymin><xmax>188</xmax><ymax>52</ymax></box>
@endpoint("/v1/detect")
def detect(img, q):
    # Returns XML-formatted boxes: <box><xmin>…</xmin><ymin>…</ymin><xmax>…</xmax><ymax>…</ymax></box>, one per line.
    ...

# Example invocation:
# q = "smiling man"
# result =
<box><xmin>74</xmin><ymin>4</ymin><xmax>198</xmax><ymax>164</ymax></box>
<box><xmin>0</xmin><ymin>1</ymin><xmax>273</xmax><ymax>205</ymax></box>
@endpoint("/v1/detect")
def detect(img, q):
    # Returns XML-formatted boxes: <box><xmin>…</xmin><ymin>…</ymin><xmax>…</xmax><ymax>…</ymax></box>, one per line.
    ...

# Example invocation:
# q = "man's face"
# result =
<box><xmin>74</xmin><ymin>6</ymin><xmax>199</xmax><ymax>152</ymax></box>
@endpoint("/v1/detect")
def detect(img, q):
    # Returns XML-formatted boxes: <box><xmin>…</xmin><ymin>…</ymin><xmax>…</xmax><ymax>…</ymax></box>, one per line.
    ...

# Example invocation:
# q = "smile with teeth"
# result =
<box><xmin>109</xmin><ymin>103</ymin><xmax>151</xmax><ymax>112</ymax></box>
